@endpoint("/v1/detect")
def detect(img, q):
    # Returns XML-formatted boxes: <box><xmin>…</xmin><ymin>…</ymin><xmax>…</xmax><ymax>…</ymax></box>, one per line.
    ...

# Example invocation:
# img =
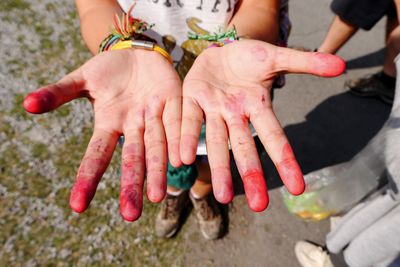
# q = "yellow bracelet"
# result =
<box><xmin>111</xmin><ymin>40</ymin><xmax>173</xmax><ymax>64</ymax></box>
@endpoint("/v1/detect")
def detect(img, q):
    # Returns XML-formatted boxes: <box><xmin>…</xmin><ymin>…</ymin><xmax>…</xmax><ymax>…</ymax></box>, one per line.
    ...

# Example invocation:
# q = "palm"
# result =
<box><xmin>181</xmin><ymin>40</ymin><xmax>345</xmax><ymax>211</ymax></box>
<box><xmin>24</xmin><ymin>49</ymin><xmax>182</xmax><ymax>221</ymax></box>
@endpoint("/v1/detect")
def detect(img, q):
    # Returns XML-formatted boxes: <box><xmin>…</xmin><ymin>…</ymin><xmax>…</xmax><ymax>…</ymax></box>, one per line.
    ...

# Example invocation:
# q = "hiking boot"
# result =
<box><xmin>155</xmin><ymin>191</ymin><xmax>189</xmax><ymax>238</ymax></box>
<box><xmin>189</xmin><ymin>192</ymin><xmax>223</xmax><ymax>240</ymax></box>
<box><xmin>295</xmin><ymin>241</ymin><xmax>334</xmax><ymax>267</ymax></box>
<box><xmin>345</xmin><ymin>72</ymin><xmax>395</xmax><ymax>105</ymax></box>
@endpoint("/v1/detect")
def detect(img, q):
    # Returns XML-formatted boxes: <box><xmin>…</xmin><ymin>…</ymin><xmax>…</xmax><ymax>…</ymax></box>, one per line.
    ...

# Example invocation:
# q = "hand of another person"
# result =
<box><xmin>24</xmin><ymin>49</ymin><xmax>182</xmax><ymax>221</ymax></box>
<box><xmin>181</xmin><ymin>39</ymin><xmax>345</xmax><ymax>211</ymax></box>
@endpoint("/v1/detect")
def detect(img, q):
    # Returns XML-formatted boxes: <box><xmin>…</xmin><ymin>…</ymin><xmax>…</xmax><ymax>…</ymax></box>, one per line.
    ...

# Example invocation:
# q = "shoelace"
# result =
<box><xmin>163</xmin><ymin>196</ymin><xmax>179</xmax><ymax>219</ymax></box>
<box><xmin>196</xmin><ymin>197</ymin><xmax>215</xmax><ymax>221</ymax></box>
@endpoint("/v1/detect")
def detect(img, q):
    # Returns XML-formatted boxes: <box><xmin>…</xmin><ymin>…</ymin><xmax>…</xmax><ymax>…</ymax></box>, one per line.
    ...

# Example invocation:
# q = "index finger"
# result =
<box><xmin>70</xmin><ymin>128</ymin><xmax>119</xmax><ymax>213</ymax></box>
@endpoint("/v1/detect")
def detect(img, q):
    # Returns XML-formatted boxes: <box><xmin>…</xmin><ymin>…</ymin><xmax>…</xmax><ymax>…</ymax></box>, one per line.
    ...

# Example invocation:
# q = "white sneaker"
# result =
<box><xmin>295</xmin><ymin>241</ymin><xmax>334</xmax><ymax>267</ymax></box>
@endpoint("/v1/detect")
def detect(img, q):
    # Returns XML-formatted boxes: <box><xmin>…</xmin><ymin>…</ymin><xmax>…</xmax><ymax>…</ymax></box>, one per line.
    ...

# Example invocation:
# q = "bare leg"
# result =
<box><xmin>383</xmin><ymin>16</ymin><xmax>400</xmax><ymax>77</ymax></box>
<box><xmin>318</xmin><ymin>16</ymin><xmax>358</xmax><ymax>54</ymax></box>
<box><xmin>191</xmin><ymin>161</ymin><xmax>212</xmax><ymax>198</ymax></box>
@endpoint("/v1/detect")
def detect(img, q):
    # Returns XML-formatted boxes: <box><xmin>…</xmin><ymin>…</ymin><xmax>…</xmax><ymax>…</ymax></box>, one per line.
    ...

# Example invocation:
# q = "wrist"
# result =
<box><xmin>98</xmin><ymin>5</ymin><xmax>172</xmax><ymax>64</ymax></box>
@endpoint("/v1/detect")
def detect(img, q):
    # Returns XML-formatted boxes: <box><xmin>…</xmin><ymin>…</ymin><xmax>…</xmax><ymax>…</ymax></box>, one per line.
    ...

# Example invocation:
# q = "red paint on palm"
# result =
<box><xmin>23</xmin><ymin>89</ymin><xmax>57</xmax><ymax>114</ymax></box>
<box><xmin>69</xmin><ymin>178</ymin><xmax>98</xmax><ymax>213</ymax></box>
<box><xmin>242</xmin><ymin>169</ymin><xmax>269</xmax><ymax>212</ymax></box>
<box><xmin>312</xmin><ymin>53</ymin><xmax>346</xmax><ymax>78</ymax></box>
<box><xmin>276</xmin><ymin>143</ymin><xmax>305</xmax><ymax>196</ymax></box>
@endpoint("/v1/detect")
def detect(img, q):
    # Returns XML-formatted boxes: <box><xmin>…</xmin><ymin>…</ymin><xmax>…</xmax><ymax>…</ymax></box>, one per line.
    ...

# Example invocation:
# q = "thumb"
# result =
<box><xmin>23</xmin><ymin>70</ymin><xmax>86</xmax><ymax>114</ymax></box>
<box><xmin>274</xmin><ymin>47</ymin><xmax>346</xmax><ymax>77</ymax></box>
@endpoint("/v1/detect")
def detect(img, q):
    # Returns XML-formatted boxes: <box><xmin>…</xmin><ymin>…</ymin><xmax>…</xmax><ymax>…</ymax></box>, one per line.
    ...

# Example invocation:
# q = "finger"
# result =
<box><xmin>250</xmin><ymin>109</ymin><xmax>305</xmax><ymax>195</ymax></box>
<box><xmin>180</xmin><ymin>96</ymin><xmax>203</xmax><ymax>165</ymax></box>
<box><xmin>145</xmin><ymin>106</ymin><xmax>167</xmax><ymax>203</ymax></box>
<box><xmin>23</xmin><ymin>70</ymin><xmax>86</xmax><ymax>114</ymax></box>
<box><xmin>70</xmin><ymin>128</ymin><xmax>119</xmax><ymax>213</ymax></box>
<box><xmin>274</xmin><ymin>46</ymin><xmax>346</xmax><ymax>77</ymax></box>
<box><xmin>205</xmin><ymin>114</ymin><xmax>234</xmax><ymax>204</ymax></box>
<box><xmin>226</xmin><ymin>115</ymin><xmax>268</xmax><ymax>212</ymax></box>
<box><xmin>119</xmin><ymin>130</ymin><xmax>145</xmax><ymax>222</ymax></box>
<box><xmin>163</xmin><ymin>95</ymin><xmax>182</xmax><ymax>168</ymax></box>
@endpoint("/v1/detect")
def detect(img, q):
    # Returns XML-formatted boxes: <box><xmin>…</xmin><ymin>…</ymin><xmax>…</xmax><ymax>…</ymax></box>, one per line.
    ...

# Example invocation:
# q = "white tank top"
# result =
<box><xmin>118</xmin><ymin>0</ymin><xmax>238</xmax><ymax>67</ymax></box>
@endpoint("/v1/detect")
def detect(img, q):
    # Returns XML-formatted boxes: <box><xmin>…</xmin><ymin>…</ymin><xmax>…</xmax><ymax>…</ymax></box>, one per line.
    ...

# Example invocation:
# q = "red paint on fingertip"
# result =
<box><xmin>120</xmin><ymin>189</ymin><xmax>142</xmax><ymax>221</ymax></box>
<box><xmin>214</xmin><ymin>188</ymin><xmax>234</xmax><ymax>204</ymax></box>
<box><xmin>146</xmin><ymin>186</ymin><xmax>166</xmax><ymax>203</ymax></box>
<box><xmin>242</xmin><ymin>169</ymin><xmax>269</xmax><ymax>212</ymax></box>
<box><xmin>277</xmin><ymin>144</ymin><xmax>305</xmax><ymax>196</ymax></box>
<box><xmin>23</xmin><ymin>90</ymin><xmax>57</xmax><ymax>114</ymax></box>
<box><xmin>277</xmin><ymin>161</ymin><xmax>305</xmax><ymax>195</ymax></box>
<box><xmin>69</xmin><ymin>179</ymin><xmax>97</xmax><ymax>213</ymax></box>
<box><xmin>313</xmin><ymin>53</ymin><xmax>346</xmax><ymax>77</ymax></box>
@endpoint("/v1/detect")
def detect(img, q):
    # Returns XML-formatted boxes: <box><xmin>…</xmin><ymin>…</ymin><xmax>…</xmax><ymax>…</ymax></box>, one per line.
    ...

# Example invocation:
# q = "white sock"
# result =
<box><xmin>167</xmin><ymin>188</ymin><xmax>183</xmax><ymax>196</ymax></box>
<box><xmin>190</xmin><ymin>188</ymin><xmax>203</xmax><ymax>199</ymax></box>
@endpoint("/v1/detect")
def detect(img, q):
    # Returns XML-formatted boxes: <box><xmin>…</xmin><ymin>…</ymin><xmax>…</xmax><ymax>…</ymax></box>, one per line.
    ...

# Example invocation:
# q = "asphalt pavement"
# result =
<box><xmin>183</xmin><ymin>0</ymin><xmax>391</xmax><ymax>266</ymax></box>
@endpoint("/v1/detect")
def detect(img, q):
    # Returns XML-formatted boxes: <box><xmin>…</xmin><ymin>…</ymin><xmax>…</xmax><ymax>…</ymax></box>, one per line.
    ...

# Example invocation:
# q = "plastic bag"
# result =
<box><xmin>282</xmin><ymin>57</ymin><xmax>400</xmax><ymax>220</ymax></box>
<box><xmin>281</xmin><ymin>119</ymin><xmax>392</xmax><ymax>221</ymax></box>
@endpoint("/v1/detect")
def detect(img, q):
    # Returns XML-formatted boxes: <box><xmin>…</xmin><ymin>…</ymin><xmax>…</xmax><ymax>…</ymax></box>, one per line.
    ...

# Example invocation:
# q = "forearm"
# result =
<box><xmin>228</xmin><ymin>0</ymin><xmax>280</xmax><ymax>44</ymax></box>
<box><xmin>75</xmin><ymin>0</ymin><xmax>122</xmax><ymax>54</ymax></box>
<box><xmin>395</xmin><ymin>0</ymin><xmax>400</xmax><ymax>23</ymax></box>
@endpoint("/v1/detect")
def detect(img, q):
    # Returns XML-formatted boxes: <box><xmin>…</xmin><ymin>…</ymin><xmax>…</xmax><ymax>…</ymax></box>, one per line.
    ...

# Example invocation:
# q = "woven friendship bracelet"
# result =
<box><xmin>188</xmin><ymin>27</ymin><xmax>239</xmax><ymax>48</ymax></box>
<box><xmin>98</xmin><ymin>4</ymin><xmax>172</xmax><ymax>63</ymax></box>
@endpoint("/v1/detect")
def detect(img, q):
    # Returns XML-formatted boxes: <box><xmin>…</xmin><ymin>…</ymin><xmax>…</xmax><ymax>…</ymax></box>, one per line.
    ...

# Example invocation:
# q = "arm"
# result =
<box><xmin>24</xmin><ymin>1</ymin><xmax>183</xmax><ymax>221</ymax></box>
<box><xmin>395</xmin><ymin>0</ymin><xmax>400</xmax><ymax>23</ymax></box>
<box><xmin>228</xmin><ymin>0</ymin><xmax>280</xmax><ymax>43</ymax></box>
<box><xmin>75</xmin><ymin>0</ymin><xmax>122</xmax><ymax>54</ymax></box>
<box><xmin>183</xmin><ymin>0</ymin><xmax>345</xmax><ymax>211</ymax></box>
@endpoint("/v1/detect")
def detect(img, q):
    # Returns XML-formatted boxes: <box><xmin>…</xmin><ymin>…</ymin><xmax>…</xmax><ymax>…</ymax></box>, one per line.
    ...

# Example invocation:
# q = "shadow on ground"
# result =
<box><xmin>231</xmin><ymin>92</ymin><xmax>391</xmax><ymax>195</ymax></box>
<box><xmin>346</xmin><ymin>48</ymin><xmax>385</xmax><ymax>70</ymax></box>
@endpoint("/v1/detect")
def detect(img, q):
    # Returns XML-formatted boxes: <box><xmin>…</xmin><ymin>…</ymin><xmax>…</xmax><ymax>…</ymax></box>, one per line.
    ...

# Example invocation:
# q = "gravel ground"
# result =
<box><xmin>0</xmin><ymin>0</ymin><xmax>390</xmax><ymax>266</ymax></box>
<box><xmin>0</xmin><ymin>1</ymin><xmax>186</xmax><ymax>266</ymax></box>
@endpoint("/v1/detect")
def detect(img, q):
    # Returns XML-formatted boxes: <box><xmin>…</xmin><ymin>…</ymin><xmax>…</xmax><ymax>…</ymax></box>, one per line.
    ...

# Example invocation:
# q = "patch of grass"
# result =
<box><xmin>31</xmin><ymin>142</ymin><xmax>50</xmax><ymax>160</ymax></box>
<box><xmin>0</xmin><ymin>115</ymin><xmax>15</xmax><ymax>138</ymax></box>
<box><xmin>54</xmin><ymin>125</ymin><xmax>93</xmax><ymax>179</ymax></box>
<box><xmin>0</xmin><ymin>144</ymin><xmax>22</xmax><ymax>192</ymax></box>
<box><xmin>0</xmin><ymin>0</ymin><xmax>30</xmax><ymax>12</ymax></box>
<box><xmin>23</xmin><ymin>171</ymin><xmax>52</xmax><ymax>198</ymax></box>
<box><xmin>55</xmin><ymin>105</ymin><xmax>70</xmax><ymax>117</ymax></box>
<box><xmin>10</xmin><ymin>93</ymin><xmax>30</xmax><ymax>120</ymax></box>
<box><xmin>6</xmin><ymin>58</ymin><xmax>25</xmax><ymax>78</ymax></box>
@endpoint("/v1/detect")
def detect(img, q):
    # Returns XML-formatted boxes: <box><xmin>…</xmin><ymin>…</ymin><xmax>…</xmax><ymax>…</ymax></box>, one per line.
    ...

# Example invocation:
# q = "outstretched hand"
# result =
<box><xmin>181</xmin><ymin>39</ymin><xmax>345</xmax><ymax>211</ymax></box>
<box><xmin>24</xmin><ymin>49</ymin><xmax>182</xmax><ymax>221</ymax></box>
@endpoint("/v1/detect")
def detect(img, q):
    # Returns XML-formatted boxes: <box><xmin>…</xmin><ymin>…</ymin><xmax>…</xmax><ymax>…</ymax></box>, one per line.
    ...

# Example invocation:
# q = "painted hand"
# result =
<box><xmin>181</xmin><ymin>39</ymin><xmax>345</xmax><ymax>212</ymax></box>
<box><xmin>23</xmin><ymin>49</ymin><xmax>182</xmax><ymax>221</ymax></box>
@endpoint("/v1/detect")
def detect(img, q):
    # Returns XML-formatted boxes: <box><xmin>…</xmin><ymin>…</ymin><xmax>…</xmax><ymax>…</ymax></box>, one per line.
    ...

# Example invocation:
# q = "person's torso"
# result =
<box><xmin>118</xmin><ymin>0</ymin><xmax>238</xmax><ymax>75</ymax></box>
